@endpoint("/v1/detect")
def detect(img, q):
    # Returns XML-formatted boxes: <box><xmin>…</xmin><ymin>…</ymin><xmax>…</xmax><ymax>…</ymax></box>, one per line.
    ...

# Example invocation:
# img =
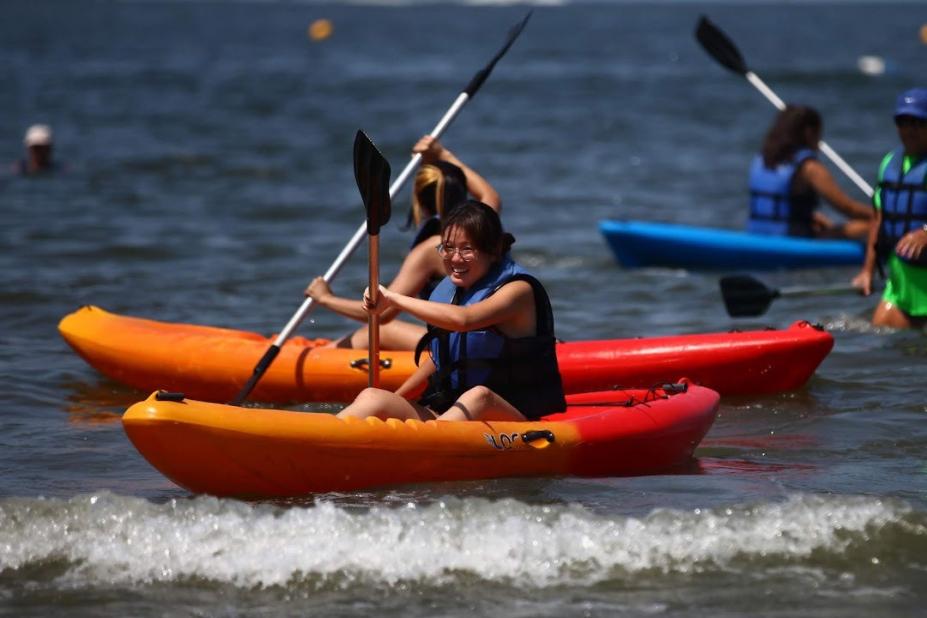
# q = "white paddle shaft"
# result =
<box><xmin>745</xmin><ymin>71</ymin><xmax>874</xmax><ymax>198</ymax></box>
<box><xmin>271</xmin><ymin>92</ymin><xmax>471</xmax><ymax>347</ymax></box>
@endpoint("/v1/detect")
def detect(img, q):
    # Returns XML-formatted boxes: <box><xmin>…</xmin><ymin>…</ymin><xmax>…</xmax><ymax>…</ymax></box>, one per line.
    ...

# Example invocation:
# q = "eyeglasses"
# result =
<box><xmin>436</xmin><ymin>243</ymin><xmax>477</xmax><ymax>261</ymax></box>
<box><xmin>894</xmin><ymin>115</ymin><xmax>927</xmax><ymax>128</ymax></box>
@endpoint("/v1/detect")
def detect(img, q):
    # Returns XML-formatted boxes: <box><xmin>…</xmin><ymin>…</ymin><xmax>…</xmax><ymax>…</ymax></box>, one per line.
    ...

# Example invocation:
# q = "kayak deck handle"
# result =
<box><xmin>155</xmin><ymin>390</ymin><xmax>186</xmax><ymax>402</ymax></box>
<box><xmin>350</xmin><ymin>357</ymin><xmax>393</xmax><ymax>370</ymax></box>
<box><xmin>522</xmin><ymin>430</ymin><xmax>555</xmax><ymax>445</ymax></box>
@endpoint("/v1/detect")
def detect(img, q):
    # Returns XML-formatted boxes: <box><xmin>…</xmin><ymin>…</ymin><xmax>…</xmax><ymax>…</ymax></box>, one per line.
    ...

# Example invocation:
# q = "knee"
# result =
<box><xmin>356</xmin><ymin>387</ymin><xmax>386</xmax><ymax>404</ymax></box>
<box><xmin>462</xmin><ymin>385</ymin><xmax>494</xmax><ymax>406</ymax></box>
<box><xmin>339</xmin><ymin>387</ymin><xmax>388</xmax><ymax>419</ymax></box>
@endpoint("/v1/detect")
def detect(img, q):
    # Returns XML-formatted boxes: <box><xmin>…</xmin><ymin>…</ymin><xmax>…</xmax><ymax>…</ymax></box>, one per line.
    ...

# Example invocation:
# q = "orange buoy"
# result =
<box><xmin>308</xmin><ymin>19</ymin><xmax>333</xmax><ymax>42</ymax></box>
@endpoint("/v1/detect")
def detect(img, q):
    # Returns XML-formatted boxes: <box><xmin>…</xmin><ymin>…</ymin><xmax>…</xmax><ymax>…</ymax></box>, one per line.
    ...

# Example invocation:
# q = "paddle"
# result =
<box><xmin>354</xmin><ymin>131</ymin><xmax>392</xmax><ymax>387</ymax></box>
<box><xmin>229</xmin><ymin>12</ymin><xmax>531</xmax><ymax>405</ymax></box>
<box><xmin>720</xmin><ymin>274</ymin><xmax>862</xmax><ymax>317</ymax></box>
<box><xmin>695</xmin><ymin>15</ymin><xmax>874</xmax><ymax>199</ymax></box>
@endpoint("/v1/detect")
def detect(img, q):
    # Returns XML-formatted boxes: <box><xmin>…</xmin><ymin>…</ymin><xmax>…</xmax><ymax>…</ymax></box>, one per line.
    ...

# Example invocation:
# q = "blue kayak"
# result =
<box><xmin>599</xmin><ymin>219</ymin><xmax>865</xmax><ymax>270</ymax></box>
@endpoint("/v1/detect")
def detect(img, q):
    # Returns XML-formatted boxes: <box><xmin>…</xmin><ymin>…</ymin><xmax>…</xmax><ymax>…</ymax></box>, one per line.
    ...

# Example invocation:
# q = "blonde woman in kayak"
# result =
<box><xmin>305</xmin><ymin>136</ymin><xmax>501</xmax><ymax>350</ymax></box>
<box><xmin>747</xmin><ymin>105</ymin><xmax>872</xmax><ymax>240</ymax></box>
<box><xmin>337</xmin><ymin>201</ymin><xmax>565</xmax><ymax>422</ymax></box>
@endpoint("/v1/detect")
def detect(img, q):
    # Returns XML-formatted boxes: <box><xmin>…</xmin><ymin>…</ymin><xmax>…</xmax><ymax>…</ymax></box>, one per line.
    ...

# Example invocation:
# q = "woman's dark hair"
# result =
<box><xmin>761</xmin><ymin>104</ymin><xmax>822</xmax><ymax>168</ymax></box>
<box><xmin>406</xmin><ymin>161</ymin><xmax>468</xmax><ymax>229</ymax></box>
<box><xmin>441</xmin><ymin>200</ymin><xmax>515</xmax><ymax>257</ymax></box>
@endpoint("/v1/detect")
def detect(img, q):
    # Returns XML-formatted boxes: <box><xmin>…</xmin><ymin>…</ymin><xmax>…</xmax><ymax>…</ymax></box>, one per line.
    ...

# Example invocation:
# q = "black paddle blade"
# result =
<box><xmin>719</xmin><ymin>275</ymin><xmax>779</xmax><ymax>317</ymax></box>
<box><xmin>696</xmin><ymin>15</ymin><xmax>749</xmax><ymax>76</ymax></box>
<box><xmin>464</xmin><ymin>10</ymin><xmax>532</xmax><ymax>97</ymax></box>
<box><xmin>353</xmin><ymin>130</ymin><xmax>392</xmax><ymax>236</ymax></box>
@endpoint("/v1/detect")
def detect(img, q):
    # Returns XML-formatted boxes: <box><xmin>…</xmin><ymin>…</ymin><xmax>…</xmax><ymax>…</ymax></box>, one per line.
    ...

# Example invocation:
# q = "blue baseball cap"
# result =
<box><xmin>894</xmin><ymin>88</ymin><xmax>927</xmax><ymax>120</ymax></box>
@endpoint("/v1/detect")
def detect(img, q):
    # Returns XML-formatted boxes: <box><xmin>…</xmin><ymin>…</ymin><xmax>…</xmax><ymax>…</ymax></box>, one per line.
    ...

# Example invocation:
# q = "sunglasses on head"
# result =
<box><xmin>894</xmin><ymin>115</ymin><xmax>927</xmax><ymax>128</ymax></box>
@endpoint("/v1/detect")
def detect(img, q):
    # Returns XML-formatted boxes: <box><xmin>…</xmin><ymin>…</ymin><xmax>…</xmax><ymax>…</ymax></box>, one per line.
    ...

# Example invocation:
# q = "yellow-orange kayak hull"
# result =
<box><xmin>122</xmin><ymin>384</ymin><xmax>719</xmax><ymax>496</ymax></box>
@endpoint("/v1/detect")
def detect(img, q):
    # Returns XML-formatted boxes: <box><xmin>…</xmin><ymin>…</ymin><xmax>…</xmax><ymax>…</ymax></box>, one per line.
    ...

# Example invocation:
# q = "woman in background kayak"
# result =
<box><xmin>853</xmin><ymin>87</ymin><xmax>927</xmax><ymax>329</ymax></box>
<box><xmin>747</xmin><ymin>104</ymin><xmax>872</xmax><ymax>240</ymax></box>
<box><xmin>337</xmin><ymin>201</ymin><xmax>565</xmax><ymax>422</ymax></box>
<box><xmin>304</xmin><ymin>136</ymin><xmax>501</xmax><ymax>349</ymax></box>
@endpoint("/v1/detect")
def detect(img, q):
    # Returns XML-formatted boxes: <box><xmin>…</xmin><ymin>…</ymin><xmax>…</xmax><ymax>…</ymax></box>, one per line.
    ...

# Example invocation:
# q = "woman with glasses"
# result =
<box><xmin>304</xmin><ymin>136</ymin><xmax>500</xmax><ymax>349</ymax></box>
<box><xmin>747</xmin><ymin>104</ymin><xmax>872</xmax><ymax>239</ymax></box>
<box><xmin>336</xmin><ymin>201</ymin><xmax>565</xmax><ymax>422</ymax></box>
<box><xmin>853</xmin><ymin>88</ymin><xmax>927</xmax><ymax>328</ymax></box>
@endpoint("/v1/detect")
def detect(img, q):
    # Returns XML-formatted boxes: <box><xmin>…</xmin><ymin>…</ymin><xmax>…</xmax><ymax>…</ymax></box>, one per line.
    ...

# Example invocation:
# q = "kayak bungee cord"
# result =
<box><xmin>566</xmin><ymin>382</ymin><xmax>690</xmax><ymax>407</ymax></box>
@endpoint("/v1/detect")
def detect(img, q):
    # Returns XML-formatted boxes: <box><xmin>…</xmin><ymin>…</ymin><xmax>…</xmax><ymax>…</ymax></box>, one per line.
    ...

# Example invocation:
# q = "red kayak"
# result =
<box><xmin>59</xmin><ymin>305</ymin><xmax>833</xmax><ymax>402</ymax></box>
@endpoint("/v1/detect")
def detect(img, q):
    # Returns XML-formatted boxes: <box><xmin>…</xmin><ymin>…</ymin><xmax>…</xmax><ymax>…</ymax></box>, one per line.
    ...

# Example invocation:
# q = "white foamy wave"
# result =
<box><xmin>0</xmin><ymin>492</ymin><xmax>920</xmax><ymax>589</ymax></box>
<box><xmin>822</xmin><ymin>313</ymin><xmax>899</xmax><ymax>334</ymax></box>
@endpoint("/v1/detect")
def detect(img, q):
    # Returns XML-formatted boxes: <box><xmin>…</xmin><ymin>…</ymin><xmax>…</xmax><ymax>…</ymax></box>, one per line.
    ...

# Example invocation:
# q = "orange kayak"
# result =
<box><xmin>60</xmin><ymin>305</ymin><xmax>833</xmax><ymax>402</ymax></box>
<box><xmin>122</xmin><ymin>382</ymin><xmax>719</xmax><ymax>496</ymax></box>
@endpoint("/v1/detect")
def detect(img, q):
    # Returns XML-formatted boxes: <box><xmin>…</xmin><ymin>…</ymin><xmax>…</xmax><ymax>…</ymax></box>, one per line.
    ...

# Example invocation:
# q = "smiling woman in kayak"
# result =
<box><xmin>747</xmin><ymin>104</ymin><xmax>872</xmax><ymax>240</ymax></box>
<box><xmin>304</xmin><ymin>136</ymin><xmax>501</xmax><ymax>350</ymax></box>
<box><xmin>336</xmin><ymin>201</ymin><xmax>566</xmax><ymax>422</ymax></box>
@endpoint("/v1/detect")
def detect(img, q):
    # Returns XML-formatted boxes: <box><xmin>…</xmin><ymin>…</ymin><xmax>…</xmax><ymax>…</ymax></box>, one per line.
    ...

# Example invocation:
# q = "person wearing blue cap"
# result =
<box><xmin>853</xmin><ymin>88</ymin><xmax>927</xmax><ymax>328</ymax></box>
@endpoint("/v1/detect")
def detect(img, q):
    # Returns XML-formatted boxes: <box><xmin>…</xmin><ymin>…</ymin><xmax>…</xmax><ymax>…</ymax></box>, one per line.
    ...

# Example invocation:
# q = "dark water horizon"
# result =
<box><xmin>2</xmin><ymin>1</ymin><xmax>926</xmax><ymax>616</ymax></box>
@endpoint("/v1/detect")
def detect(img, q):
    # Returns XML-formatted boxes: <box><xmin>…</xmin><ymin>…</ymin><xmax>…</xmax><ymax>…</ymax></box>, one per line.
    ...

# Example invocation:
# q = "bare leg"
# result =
<box><xmin>872</xmin><ymin>300</ymin><xmax>913</xmax><ymax>329</ymax></box>
<box><xmin>336</xmin><ymin>387</ymin><xmax>435</xmax><ymax>421</ymax></box>
<box><xmin>437</xmin><ymin>385</ymin><xmax>527</xmax><ymax>422</ymax></box>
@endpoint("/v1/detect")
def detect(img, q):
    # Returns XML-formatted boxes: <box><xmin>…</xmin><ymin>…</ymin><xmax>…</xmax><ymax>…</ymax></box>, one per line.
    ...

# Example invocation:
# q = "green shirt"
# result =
<box><xmin>876</xmin><ymin>150</ymin><xmax>927</xmax><ymax>316</ymax></box>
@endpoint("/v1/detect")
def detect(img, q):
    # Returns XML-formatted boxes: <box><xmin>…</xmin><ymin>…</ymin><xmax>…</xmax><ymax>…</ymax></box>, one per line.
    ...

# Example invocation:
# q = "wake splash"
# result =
<box><xmin>1</xmin><ymin>492</ymin><xmax>923</xmax><ymax>589</ymax></box>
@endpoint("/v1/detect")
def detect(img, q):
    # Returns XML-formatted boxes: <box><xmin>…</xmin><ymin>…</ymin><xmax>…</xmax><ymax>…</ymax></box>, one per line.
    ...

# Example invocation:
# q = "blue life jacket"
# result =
<box><xmin>747</xmin><ymin>149</ymin><xmax>819</xmax><ymax>237</ymax></box>
<box><xmin>877</xmin><ymin>148</ymin><xmax>927</xmax><ymax>267</ymax></box>
<box><xmin>414</xmin><ymin>256</ymin><xmax>566</xmax><ymax>419</ymax></box>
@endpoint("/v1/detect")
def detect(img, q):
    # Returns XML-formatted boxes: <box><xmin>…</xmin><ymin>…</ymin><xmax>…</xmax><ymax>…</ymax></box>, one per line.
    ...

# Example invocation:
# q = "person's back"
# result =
<box><xmin>747</xmin><ymin>105</ymin><xmax>871</xmax><ymax>239</ymax></box>
<box><xmin>747</xmin><ymin>147</ymin><xmax>819</xmax><ymax>237</ymax></box>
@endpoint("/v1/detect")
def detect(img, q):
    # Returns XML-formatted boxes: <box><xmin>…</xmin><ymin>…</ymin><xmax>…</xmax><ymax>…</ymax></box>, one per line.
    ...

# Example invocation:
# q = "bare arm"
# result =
<box><xmin>371</xmin><ymin>279</ymin><xmax>534</xmax><ymax>336</ymax></box>
<box><xmin>305</xmin><ymin>242</ymin><xmax>442</xmax><ymax>324</ymax></box>
<box><xmin>852</xmin><ymin>209</ymin><xmax>881</xmax><ymax>295</ymax></box>
<box><xmin>801</xmin><ymin>160</ymin><xmax>873</xmax><ymax>220</ymax></box>
<box><xmin>414</xmin><ymin>136</ymin><xmax>501</xmax><ymax>212</ymax></box>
